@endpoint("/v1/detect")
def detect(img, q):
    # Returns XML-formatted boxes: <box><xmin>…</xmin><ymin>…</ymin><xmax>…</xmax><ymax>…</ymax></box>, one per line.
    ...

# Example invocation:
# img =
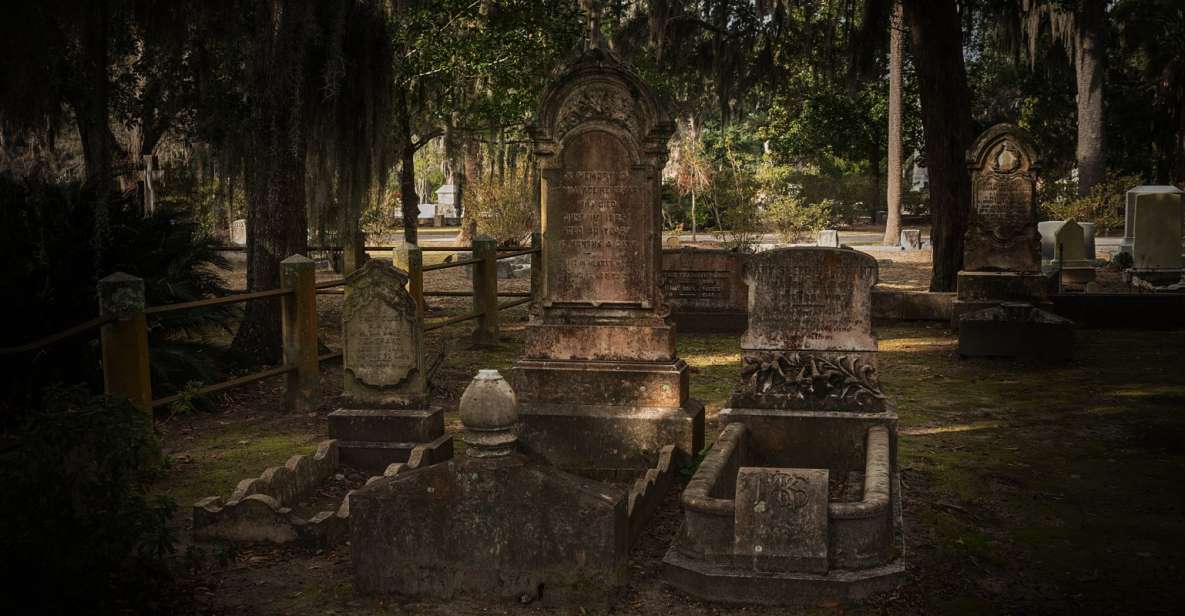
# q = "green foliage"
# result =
<box><xmin>1040</xmin><ymin>171</ymin><xmax>1139</xmax><ymax>234</ymax></box>
<box><xmin>0</xmin><ymin>386</ymin><xmax>176</xmax><ymax>612</ymax></box>
<box><xmin>763</xmin><ymin>193</ymin><xmax>828</xmax><ymax>243</ymax></box>
<box><xmin>466</xmin><ymin>167</ymin><xmax>535</xmax><ymax>245</ymax></box>
<box><xmin>0</xmin><ymin>175</ymin><xmax>234</xmax><ymax>409</ymax></box>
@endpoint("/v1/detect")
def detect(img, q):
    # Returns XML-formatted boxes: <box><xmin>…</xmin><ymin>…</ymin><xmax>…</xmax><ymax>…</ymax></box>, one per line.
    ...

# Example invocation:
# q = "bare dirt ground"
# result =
<box><xmin>153</xmin><ymin>254</ymin><xmax>1185</xmax><ymax>615</ymax></box>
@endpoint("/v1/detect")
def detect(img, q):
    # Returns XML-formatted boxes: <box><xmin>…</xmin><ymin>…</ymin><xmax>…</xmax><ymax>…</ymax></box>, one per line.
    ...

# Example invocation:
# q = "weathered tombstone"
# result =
<box><xmin>349</xmin><ymin>370</ymin><xmax>630</xmax><ymax>605</ymax></box>
<box><xmin>1038</xmin><ymin>220</ymin><xmax>1063</xmax><ymax>263</ymax></box>
<box><xmin>328</xmin><ymin>259</ymin><xmax>452</xmax><ymax>472</ymax></box>
<box><xmin>1081</xmin><ymin>222</ymin><xmax>1097</xmax><ymax>260</ymax></box>
<box><xmin>1128</xmin><ymin>186</ymin><xmax>1184</xmax><ymax>285</ymax></box>
<box><xmin>513</xmin><ymin>49</ymin><xmax>704</xmax><ymax>474</ymax></box>
<box><xmin>900</xmin><ymin>228</ymin><xmax>922</xmax><ymax>250</ymax></box>
<box><xmin>665</xmin><ymin>247</ymin><xmax>903</xmax><ymax>605</ymax></box>
<box><xmin>955</xmin><ymin>125</ymin><xmax>1071</xmax><ymax>357</ymax></box>
<box><xmin>230</xmin><ymin>219</ymin><xmax>247</xmax><ymax>246</ymax></box>
<box><xmin>1052</xmin><ymin>220</ymin><xmax>1095</xmax><ymax>287</ymax></box>
<box><xmin>661</xmin><ymin>248</ymin><xmax>748</xmax><ymax>332</ymax></box>
<box><xmin>817</xmin><ymin>229</ymin><xmax>840</xmax><ymax>247</ymax></box>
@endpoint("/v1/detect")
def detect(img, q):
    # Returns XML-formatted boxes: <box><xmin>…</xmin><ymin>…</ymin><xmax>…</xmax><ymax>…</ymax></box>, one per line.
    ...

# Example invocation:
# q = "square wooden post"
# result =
<box><xmin>471</xmin><ymin>236</ymin><xmax>499</xmax><ymax>347</ymax></box>
<box><xmin>98</xmin><ymin>273</ymin><xmax>153</xmax><ymax>415</ymax></box>
<box><xmin>395</xmin><ymin>243</ymin><xmax>425</xmax><ymax>321</ymax></box>
<box><xmin>281</xmin><ymin>255</ymin><xmax>320</xmax><ymax>413</ymax></box>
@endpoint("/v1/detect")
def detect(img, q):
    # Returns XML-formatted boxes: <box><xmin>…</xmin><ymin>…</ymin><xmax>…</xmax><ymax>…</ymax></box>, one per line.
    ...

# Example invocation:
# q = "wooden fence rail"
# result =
<box><xmin>7</xmin><ymin>233</ymin><xmax>542</xmax><ymax>418</ymax></box>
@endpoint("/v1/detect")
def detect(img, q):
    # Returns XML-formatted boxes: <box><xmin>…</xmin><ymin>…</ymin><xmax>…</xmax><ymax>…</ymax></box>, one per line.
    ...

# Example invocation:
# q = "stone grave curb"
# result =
<box><xmin>192</xmin><ymin>439</ymin><xmax>435</xmax><ymax>546</ymax></box>
<box><xmin>627</xmin><ymin>445</ymin><xmax>678</xmax><ymax>545</ymax></box>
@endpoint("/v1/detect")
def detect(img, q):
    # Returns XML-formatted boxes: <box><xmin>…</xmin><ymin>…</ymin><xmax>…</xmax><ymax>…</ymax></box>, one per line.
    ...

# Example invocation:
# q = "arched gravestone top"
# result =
<box><xmin>964</xmin><ymin>123</ymin><xmax>1042</xmax><ymax>273</ymax></box>
<box><xmin>528</xmin><ymin>49</ymin><xmax>675</xmax><ymax>312</ymax></box>
<box><xmin>341</xmin><ymin>259</ymin><xmax>424</xmax><ymax>405</ymax></box>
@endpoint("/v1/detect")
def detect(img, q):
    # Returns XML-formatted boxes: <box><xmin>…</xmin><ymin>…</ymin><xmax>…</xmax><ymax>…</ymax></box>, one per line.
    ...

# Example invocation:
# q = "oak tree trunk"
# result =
<box><xmin>396</xmin><ymin>89</ymin><xmax>419</xmax><ymax>245</ymax></box>
<box><xmin>1074</xmin><ymin>0</ymin><xmax>1106</xmax><ymax>197</ymax></box>
<box><xmin>883</xmin><ymin>0</ymin><xmax>904</xmax><ymax>246</ymax></box>
<box><xmin>904</xmin><ymin>0</ymin><xmax>974</xmax><ymax>292</ymax></box>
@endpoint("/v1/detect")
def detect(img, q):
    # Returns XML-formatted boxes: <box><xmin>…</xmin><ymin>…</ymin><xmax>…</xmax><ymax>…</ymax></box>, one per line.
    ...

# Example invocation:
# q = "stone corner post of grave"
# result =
<box><xmin>281</xmin><ymin>254</ymin><xmax>320</xmax><ymax>413</ymax></box>
<box><xmin>97</xmin><ymin>272</ymin><xmax>153</xmax><ymax>415</ymax></box>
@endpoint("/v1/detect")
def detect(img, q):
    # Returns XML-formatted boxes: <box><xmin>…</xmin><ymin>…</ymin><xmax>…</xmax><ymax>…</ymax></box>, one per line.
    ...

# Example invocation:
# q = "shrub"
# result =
<box><xmin>466</xmin><ymin>168</ymin><xmax>535</xmax><ymax>245</ymax></box>
<box><xmin>0</xmin><ymin>174</ymin><xmax>235</xmax><ymax>412</ymax></box>
<box><xmin>763</xmin><ymin>194</ymin><xmax>830</xmax><ymax>243</ymax></box>
<box><xmin>0</xmin><ymin>386</ymin><xmax>176</xmax><ymax>612</ymax></box>
<box><xmin>1040</xmin><ymin>171</ymin><xmax>1139</xmax><ymax>235</ymax></box>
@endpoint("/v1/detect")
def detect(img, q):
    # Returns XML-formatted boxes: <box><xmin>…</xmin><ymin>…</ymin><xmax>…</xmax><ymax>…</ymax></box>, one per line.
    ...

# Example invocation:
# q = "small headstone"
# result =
<box><xmin>663</xmin><ymin>234</ymin><xmax>682</xmax><ymax>249</ymax></box>
<box><xmin>330</xmin><ymin>259</ymin><xmax>451</xmax><ymax>472</ymax></box>
<box><xmin>900</xmin><ymin>228</ymin><xmax>922</xmax><ymax>250</ymax></box>
<box><xmin>1053</xmin><ymin>220</ymin><xmax>1096</xmax><ymax>287</ymax></box>
<box><xmin>734</xmin><ymin>467</ymin><xmax>829</xmax><ymax>574</ymax></box>
<box><xmin>1037</xmin><ymin>220</ymin><xmax>1063</xmax><ymax>263</ymax></box>
<box><xmin>230</xmin><ymin>219</ymin><xmax>247</xmax><ymax>246</ymax></box>
<box><xmin>816</xmin><ymin>229</ymin><xmax>840</xmax><ymax>248</ymax></box>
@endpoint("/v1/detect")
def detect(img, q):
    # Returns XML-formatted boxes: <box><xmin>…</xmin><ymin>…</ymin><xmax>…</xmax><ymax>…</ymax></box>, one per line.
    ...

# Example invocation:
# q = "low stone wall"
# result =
<box><xmin>626</xmin><ymin>445</ymin><xmax>678</xmax><ymax>545</ymax></box>
<box><xmin>1051</xmin><ymin>292</ymin><xmax>1185</xmax><ymax>329</ymax></box>
<box><xmin>193</xmin><ymin>440</ymin><xmax>437</xmax><ymax>546</ymax></box>
<box><xmin>871</xmin><ymin>290</ymin><xmax>954</xmax><ymax>322</ymax></box>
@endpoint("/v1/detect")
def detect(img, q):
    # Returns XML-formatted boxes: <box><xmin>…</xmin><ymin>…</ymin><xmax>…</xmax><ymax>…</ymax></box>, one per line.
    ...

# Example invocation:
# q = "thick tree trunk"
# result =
<box><xmin>231</xmin><ymin>1</ymin><xmax>314</xmax><ymax>363</ymax></box>
<box><xmin>74</xmin><ymin>0</ymin><xmax>113</xmax><ymax>195</ymax></box>
<box><xmin>883</xmin><ymin>0</ymin><xmax>904</xmax><ymax>246</ymax></box>
<box><xmin>904</xmin><ymin>0</ymin><xmax>973</xmax><ymax>292</ymax></box>
<box><xmin>1074</xmin><ymin>0</ymin><xmax>1106</xmax><ymax>197</ymax></box>
<box><xmin>396</xmin><ymin>91</ymin><xmax>419</xmax><ymax>245</ymax></box>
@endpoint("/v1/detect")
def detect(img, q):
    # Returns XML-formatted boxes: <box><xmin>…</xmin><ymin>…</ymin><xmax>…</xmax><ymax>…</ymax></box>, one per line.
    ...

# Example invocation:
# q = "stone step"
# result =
<box><xmin>327</xmin><ymin>407</ymin><xmax>444</xmax><ymax>444</ymax></box>
<box><xmin>337</xmin><ymin>434</ymin><xmax>453</xmax><ymax>474</ymax></box>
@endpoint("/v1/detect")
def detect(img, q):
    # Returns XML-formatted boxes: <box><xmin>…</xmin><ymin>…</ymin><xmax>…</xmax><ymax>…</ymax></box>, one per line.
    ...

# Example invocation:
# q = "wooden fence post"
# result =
<box><xmin>471</xmin><ymin>236</ymin><xmax>499</xmax><ymax>347</ymax></box>
<box><xmin>530</xmin><ymin>230</ymin><xmax>542</xmax><ymax>301</ymax></box>
<box><xmin>281</xmin><ymin>255</ymin><xmax>319</xmax><ymax>413</ymax></box>
<box><xmin>98</xmin><ymin>273</ymin><xmax>152</xmax><ymax>415</ymax></box>
<box><xmin>395</xmin><ymin>243</ymin><xmax>425</xmax><ymax>320</ymax></box>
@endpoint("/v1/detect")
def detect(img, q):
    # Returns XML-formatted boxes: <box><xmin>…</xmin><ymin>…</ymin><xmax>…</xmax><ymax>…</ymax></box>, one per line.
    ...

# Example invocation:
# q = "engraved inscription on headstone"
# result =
<box><xmin>342</xmin><ymin>260</ymin><xmax>421</xmax><ymax>396</ymax></box>
<box><xmin>734</xmin><ymin>467</ymin><xmax>829</xmax><ymax>574</ymax></box>
<box><xmin>964</xmin><ymin>124</ymin><xmax>1041</xmax><ymax>272</ymax></box>
<box><xmin>545</xmin><ymin>131</ymin><xmax>650</xmax><ymax>305</ymax></box>
<box><xmin>742</xmin><ymin>248</ymin><xmax>878</xmax><ymax>352</ymax></box>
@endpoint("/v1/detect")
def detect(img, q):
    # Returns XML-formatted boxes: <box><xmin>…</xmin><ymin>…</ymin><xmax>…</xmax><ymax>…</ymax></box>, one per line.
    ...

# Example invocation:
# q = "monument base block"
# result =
<box><xmin>329</xmin><ymin>407</ymin><xmax>452</xmax><ymax>473</ymax></box>
<box><xmin>954</xmin><ymin>270</ymin><xmax>1054</xmax><ymax>323</ymax></box>
<box><xmin>517</xmin><ymin>401</ymin><xmax>704</xmax><ymax>476</ymax></box>
<box><xmin>957</xmin><ymin>302</ymin><xmax>1075</xmax><ymax>360</ymax></box>
<box><xmin>670</xmin><ymin>310</ymin><xmax>748</xmax><ymax>333</ymax></box>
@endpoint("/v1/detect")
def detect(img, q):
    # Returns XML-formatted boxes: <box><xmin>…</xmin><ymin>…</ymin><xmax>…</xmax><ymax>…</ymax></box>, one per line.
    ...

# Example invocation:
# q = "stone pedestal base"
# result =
<box><xmin>328</xmin><ymin>407</ymin><xmax>453</xmax><ymax>473</ymax></box>
<box><xmin>953</xmin><ymin>270</ymin><xmax>1054</xmax><ymax>323</ymax></box>
<box><xmin>957</xmin><ymin>302</ymin><xmax>1075</xmax><ymax>360</ymax></box>
<box><xmin>517</xmin><ymin>401</ymin><xmax>704</xmax><ymax>476</ymax></box>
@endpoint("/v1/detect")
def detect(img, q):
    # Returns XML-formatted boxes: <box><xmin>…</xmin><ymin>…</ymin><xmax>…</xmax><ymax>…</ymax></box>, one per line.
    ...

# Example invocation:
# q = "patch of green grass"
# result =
<box><xmin>162</xmin><ymin>430</ymin><xmax>320</xmax><ymax>506</ymax></box>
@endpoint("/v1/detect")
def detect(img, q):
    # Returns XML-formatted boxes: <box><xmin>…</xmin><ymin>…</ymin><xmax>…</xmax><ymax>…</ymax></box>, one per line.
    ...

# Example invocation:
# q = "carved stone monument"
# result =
<box><xmin>661</xmin><ymin>248</ymin><xmax>748</xmax><ymax>332</ymax></box>
<box><xmin>513</xmin><ymin>49</ymin><xmax>704</xmax><ymax>474</ymax></box>
<box><xmin>328</xmin><ymin>260</ymin><xmax>451</xmax><ymax>472</ymax></box>
<box><xmin>349</xmin><ymin>370</ymin><xmax>630</xmax><ymax>605</ymax></box>
<box><xmin>954</xmin><ymin>124</ymin><xmax>1048</xmax><ymax>317</ymax></box>
<box><xmin>230</xmin><ymin>219</ymin><xmax>247</xmax><ymax>246</ymax></box>
<box><xmin>955</xmin><ymin>125</ymin><xmax>1071</xmax><ymax>357</ymax></box>
<box><xmin>664</xmin><ymin>247</ymin><xmax>904</xmax><ymax>606</ymax></box>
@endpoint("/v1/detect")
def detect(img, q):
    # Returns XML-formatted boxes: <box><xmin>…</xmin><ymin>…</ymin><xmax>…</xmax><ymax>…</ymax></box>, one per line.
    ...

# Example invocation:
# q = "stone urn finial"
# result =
<box><xmin>459</xmin><ymin>369</ymin><xmax>518</xmax><ymax>458</ymax></box>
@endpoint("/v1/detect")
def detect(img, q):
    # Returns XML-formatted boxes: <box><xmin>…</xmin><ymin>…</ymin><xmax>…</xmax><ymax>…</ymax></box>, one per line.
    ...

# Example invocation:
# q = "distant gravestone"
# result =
<box><xmin>230</xmin><ymin>219</ymin><xmax>247</xmax><ymax>246</ymax></box>
<box><xmin>1052</xmin><ymin>220</ymin><xmax>1095</xmax><ymax>286</ymax></box>
<box><xmin>1129</xmin><ymin>186</ymin><xmax>1184</xmax><ymax>283</ymax></box>
<box><xmin>734</xmin><ymin>467</ymin><xmax>829</xmax><ymax>574</ymax></box>
<box><xmin>816</xmin><ymin>229</ymin><xmax>840</xmax><ymax>248</ymax></box>
<box><xmin>735</xmin><ymin>247</ymin><xmax>882</xmax><ymax>412</ymax></box>
<box><xmin>964</xmin><ymin>125</ymin><xmax>1040</xmax><ymax>273</ymax></box>
<box><xmin>330</xmin><ymin>259</ymin><xmax>451</xmax><ymax>471</ymax></box>
<box><xmin>1037</xmin><ymin>220</ymin><xmax>1063</xmax><ymax>263</ymax></box>
<box><xmin>900</xmin><ymin>228</ymin><xmax>922</xmax><ymax>250</ymax></box>
<box><xmin>661</xmin><ymin>249</ymin><xmax>748</xmax><ymax>332</ymax></box>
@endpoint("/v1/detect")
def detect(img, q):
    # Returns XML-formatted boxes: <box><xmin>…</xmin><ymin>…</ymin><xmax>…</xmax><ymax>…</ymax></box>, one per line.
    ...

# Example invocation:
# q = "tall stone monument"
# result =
<box><xmin>328</xmin><ymin>259</ymin><xmax>452</xmax><ymax>472</ymax></box>
<box><xmin>954</xmin><ymin>124</ymin><xmax>1048</xmax><ymax>317</ymax></box>
<box><xmin>955</xmin><ymin>124</ymin><xmax>1073</xmax><ymax>358</ymax></box>
<box><xmin>664</xmin><ymin>248</ymin><xmax>904</xmax><ymax>605</ymax></box>
<box><xmin>512</xmin><ymin>49</ymin><xmax>704</xmax><ymax>474</ymax></box>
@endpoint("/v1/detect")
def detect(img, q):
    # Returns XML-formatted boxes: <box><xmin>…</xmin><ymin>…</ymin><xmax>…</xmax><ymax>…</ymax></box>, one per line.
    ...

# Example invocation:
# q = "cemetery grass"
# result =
<box><xmin>159</xmin><ymin>270</ymin><xmax>1185</xmax><ymax>613</ymax></box>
